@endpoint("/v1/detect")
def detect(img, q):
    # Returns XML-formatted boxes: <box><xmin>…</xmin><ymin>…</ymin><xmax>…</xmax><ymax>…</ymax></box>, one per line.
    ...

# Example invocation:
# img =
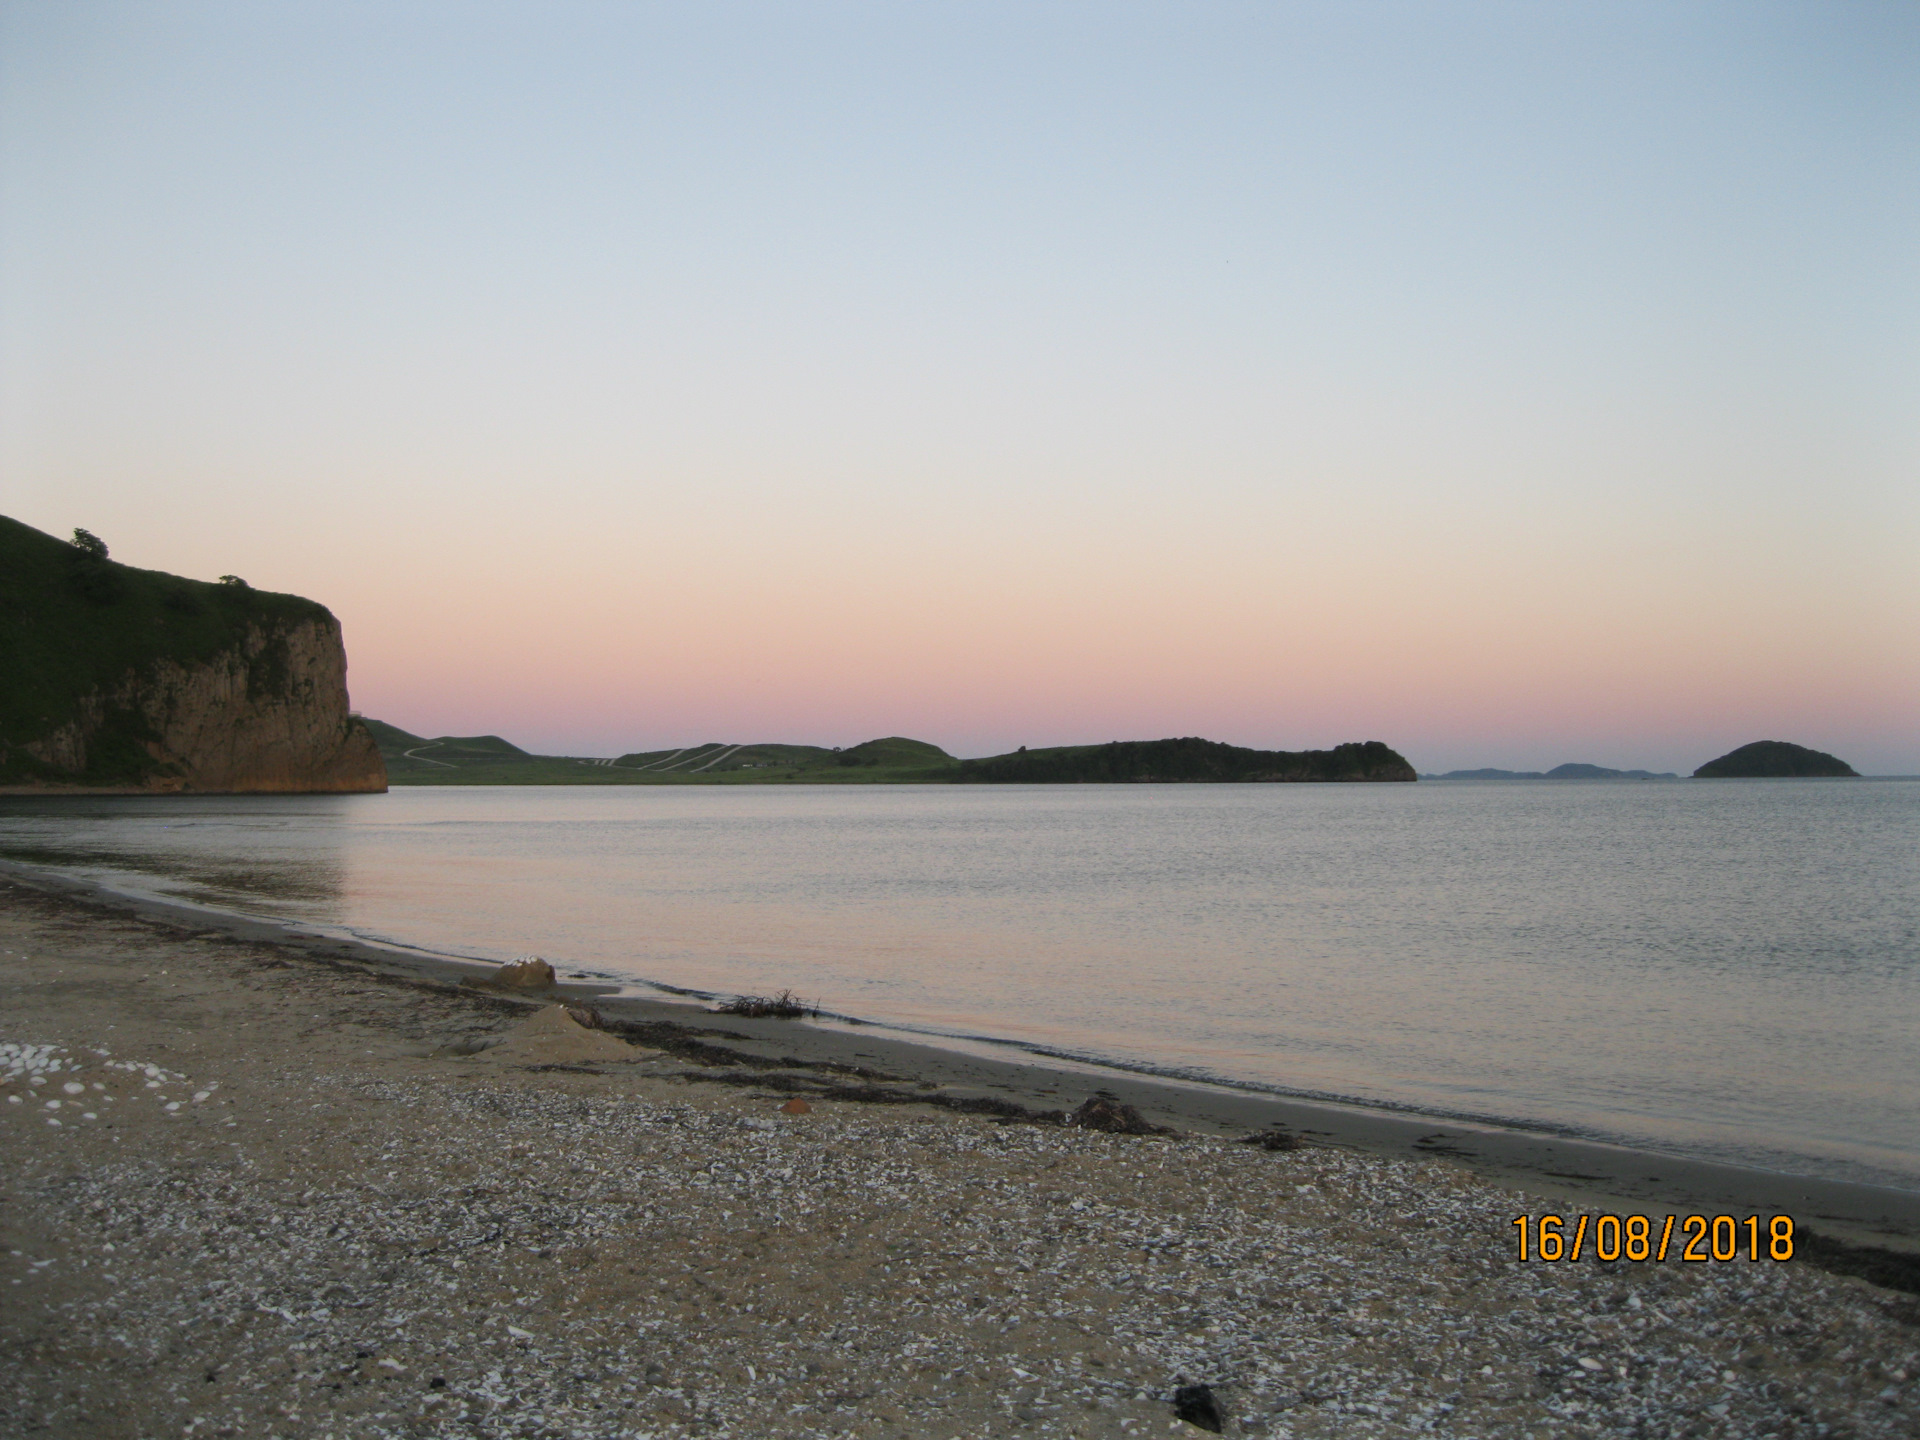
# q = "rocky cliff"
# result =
<box><xmin>0</xmin><ymin>516</ymin><xmax>386</xmax><ymax>793</ymax></box>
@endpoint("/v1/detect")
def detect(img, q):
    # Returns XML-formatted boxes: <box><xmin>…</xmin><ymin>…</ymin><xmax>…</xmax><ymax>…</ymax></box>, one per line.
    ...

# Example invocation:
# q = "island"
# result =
<box><xmin>1427</xmin><ymin>764</ymin><xmax>1678</xmax><ymax>780</ymax></box>
<box><xmin>1693</xmin><ymin>741</ymin><xmax>1859</xmax><ymax>779</ymax></box>
<box><xmin>0</xmin><ymin>515</ymin><xmax>385</xmax><ymax>793</ymax></box>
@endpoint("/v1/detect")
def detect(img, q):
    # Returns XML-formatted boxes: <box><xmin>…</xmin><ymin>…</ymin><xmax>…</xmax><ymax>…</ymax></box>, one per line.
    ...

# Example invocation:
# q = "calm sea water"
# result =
<box><xmin>2</xmin><ymin>781</ymin><xmax>1915</xmax><ymax>1189</ymax></box>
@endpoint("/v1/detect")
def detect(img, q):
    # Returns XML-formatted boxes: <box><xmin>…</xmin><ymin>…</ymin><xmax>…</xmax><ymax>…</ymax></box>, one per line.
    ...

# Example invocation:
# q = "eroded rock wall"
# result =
<box><xmin>19</xmin><ymin>617</ymin><xmax>387</xmax><ymax>794</ymax></box>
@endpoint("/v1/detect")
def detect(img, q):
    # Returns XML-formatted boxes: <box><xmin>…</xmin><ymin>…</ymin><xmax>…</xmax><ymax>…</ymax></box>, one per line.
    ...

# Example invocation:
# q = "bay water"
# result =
<box><xmin>2</xmin><ymin>779</ymin><xmax>1914</xmax><ymax>1189</ymax></box>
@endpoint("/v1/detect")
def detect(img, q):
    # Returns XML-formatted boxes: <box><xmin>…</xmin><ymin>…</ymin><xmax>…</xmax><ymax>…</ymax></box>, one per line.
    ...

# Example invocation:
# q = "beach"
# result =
<box><xmin>2</xmin><ymin>868</ymin><xmax>1916</xmax><ymax>1439</ymax></box>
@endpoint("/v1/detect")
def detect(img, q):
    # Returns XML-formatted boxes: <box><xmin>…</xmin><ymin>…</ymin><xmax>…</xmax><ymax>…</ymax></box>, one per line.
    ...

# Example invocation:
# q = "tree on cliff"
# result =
<box><xmin>65</xmin><ymin>528</ymin><xmax>122</xmax><ymax>603</ymax></box>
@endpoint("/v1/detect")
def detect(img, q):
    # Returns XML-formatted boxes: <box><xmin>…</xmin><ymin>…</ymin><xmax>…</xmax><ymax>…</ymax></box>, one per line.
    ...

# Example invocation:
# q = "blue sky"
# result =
<box><xmin>4</xmin><ymin>2</ymin><xmax>1916</xmax><ymax>769</ymax></box>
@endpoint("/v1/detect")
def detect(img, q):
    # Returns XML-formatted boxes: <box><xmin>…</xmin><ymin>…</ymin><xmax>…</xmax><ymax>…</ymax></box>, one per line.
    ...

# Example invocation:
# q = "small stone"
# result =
<box><xmin>1067</xmin><ymin>1093</ymin><xmax>1164</xmax><ymax>1135</ymax></box>
<box><xmin>1239</xmin><ymin>1128</ymin><xmax>1304</xmax><ymax>1151</ymax></box>
<box><xmin>781</xmin><ymin>1099</ymin><xmax>813</xmax><ymax>1115</ymax></box>
<box><xmin>476</xmin><ymin>957</ymin><xmax>556</xmax><ymax>992</ymax></box>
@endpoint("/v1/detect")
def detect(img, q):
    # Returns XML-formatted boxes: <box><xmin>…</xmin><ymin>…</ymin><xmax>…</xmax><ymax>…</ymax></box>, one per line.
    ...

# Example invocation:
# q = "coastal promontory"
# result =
<box><xmin>1693</xmin><ymin>740</ymin><xmax>1859</xmax><ymax>779</ymax></box>
<box><xmin>0</xmin><ymin>516</ymin><xmax>385</xmax><ymax>793</ymax></box>
<box><xmin>955</xmin><ymin>736</ymin><xmax>1417</xmax><ymax>783</ymax></box>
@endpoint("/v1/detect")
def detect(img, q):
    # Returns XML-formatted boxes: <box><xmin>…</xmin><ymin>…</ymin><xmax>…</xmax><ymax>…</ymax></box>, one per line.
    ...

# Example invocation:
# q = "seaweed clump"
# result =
<box><xmin>714</xmin><ymin>989</ymin><xmax>816</xmax><ymax>1019</ymax></box>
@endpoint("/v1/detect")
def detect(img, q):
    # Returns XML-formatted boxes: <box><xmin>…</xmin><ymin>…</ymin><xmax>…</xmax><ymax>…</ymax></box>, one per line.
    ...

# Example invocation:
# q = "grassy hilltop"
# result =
<box><xmin>371</xmin><ymin>722</ymin><xmax>961</xmax><ymax>784</ymax></box>
<box><xmin>369</xmin><ymin>722</ymin><xmax>1417</xmax><ymax>786</ymax></box>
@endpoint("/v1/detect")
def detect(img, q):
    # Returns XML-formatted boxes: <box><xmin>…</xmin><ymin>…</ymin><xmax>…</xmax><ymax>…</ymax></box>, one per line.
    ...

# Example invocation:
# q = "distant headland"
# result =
<box><xmin>1426</xmin><ymin>763</ymin><xmax>1679</xmax><ymax>781</ymax></box>
<box><xmin>367</xmin><ymin>721</ymin><xmax>1417</xmax><ymax>786</ymax></box>
<box><xmin>1694</xmin><ymin>741</ymin><xmax>1859</xmax><ymax>779</ymax></box>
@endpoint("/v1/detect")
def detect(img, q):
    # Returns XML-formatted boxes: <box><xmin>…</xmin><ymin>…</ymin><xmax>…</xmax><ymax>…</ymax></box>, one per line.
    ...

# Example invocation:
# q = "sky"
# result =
<box><xmin>3</xmin><ymin>1</ymin><xmax>1916</xmax><ymax>772</ymax></box>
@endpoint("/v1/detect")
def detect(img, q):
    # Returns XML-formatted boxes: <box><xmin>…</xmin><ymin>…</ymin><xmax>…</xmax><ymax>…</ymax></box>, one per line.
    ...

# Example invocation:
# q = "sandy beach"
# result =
<box><xmin>2</xmin><ymin>866</ymin><xmax>1916</xmax><ymax>1438</ymax></box>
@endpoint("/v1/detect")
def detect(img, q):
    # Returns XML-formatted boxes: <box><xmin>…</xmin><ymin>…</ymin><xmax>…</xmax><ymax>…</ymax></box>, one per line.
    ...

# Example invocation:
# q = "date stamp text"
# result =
<box><xmin>1512</xmin><ymin>1213</ymin><xmax>1795</xmax><ymax>1263</ymax></box>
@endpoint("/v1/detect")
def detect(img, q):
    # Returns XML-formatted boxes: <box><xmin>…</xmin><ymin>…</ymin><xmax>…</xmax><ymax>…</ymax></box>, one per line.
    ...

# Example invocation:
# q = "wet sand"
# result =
<box><xmin>2</xmin><ymin>862</ymin><xmax>1917</xmax><ymax>1438</ymax></box>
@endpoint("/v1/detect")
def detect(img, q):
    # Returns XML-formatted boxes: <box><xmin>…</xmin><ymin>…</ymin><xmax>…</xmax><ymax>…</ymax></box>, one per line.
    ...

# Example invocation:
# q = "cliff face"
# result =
<box><xmin>0</xmin><ymin>516</ymin><xmax>387</xmax><ymax>794</ymax></box>
<box><xmin>19</xmin><ymin>616</ymin><xmax>387</xmax><ymax>792</ymax></box>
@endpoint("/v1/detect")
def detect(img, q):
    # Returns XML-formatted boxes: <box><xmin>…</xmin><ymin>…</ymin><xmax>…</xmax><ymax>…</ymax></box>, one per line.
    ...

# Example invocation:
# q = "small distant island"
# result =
<box><xmin>1427</xmin><ymin>763</ymin><xmax>1678</xmax><ymax>781</ymax></box>
<box><xmin>368</xmin><ymin>721</ymin><xmax>1417</xmax><ymax>786</ymax></box>
<box><xmin>1693</xmin><ymin>741</ymin><xmax>1859</xmax><ymax>779</ymax></box>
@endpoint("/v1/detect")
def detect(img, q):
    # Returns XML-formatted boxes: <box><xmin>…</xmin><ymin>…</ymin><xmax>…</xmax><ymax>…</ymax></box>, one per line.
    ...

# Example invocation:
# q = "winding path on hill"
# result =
<box><xmin>401</xmin><ymin>744</ymin><xmax>456</xmax><ymax>769</ymax></box>
<box><xmin>631</xmin><ymin>747</ymin><xmax>693</xmax><ymax>772</ymax></box>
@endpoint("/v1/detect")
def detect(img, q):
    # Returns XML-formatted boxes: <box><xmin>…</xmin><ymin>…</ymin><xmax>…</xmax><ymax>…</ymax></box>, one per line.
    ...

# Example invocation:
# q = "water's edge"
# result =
<box><xmin>6</xmin><ymin>853</ymin><xmax>1918</xmax><ymax>1260</ymax></box>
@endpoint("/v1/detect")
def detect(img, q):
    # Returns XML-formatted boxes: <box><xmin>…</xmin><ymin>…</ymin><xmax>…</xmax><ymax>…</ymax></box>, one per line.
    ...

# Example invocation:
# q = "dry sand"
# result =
<box><xmin>2</xmin><ymin>869</ymin><xmax>1916</xmax><ymax>1439</ymax></box>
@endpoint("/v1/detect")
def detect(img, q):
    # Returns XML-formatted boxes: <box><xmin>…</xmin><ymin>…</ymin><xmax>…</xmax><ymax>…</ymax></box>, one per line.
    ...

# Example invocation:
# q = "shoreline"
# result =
<box><xmin>5</xmin><ymin>854</ymin><xmax>1916</xmax><ymax>1260</ymax></box>
<box><xmin>4</xmin><ymin>864</ymin><xmax>1918</xmax><ymax>1437</ymax></box>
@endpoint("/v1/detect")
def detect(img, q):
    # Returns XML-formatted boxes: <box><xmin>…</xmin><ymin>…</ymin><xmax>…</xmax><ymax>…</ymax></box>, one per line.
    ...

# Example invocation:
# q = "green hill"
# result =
<box><xmin>832</xmin><ymin>736</ymin><xmax>954</xmax><ymax>768</ymax></box>
<box><xmin>955</xmin><ymin>737</ymin><xmax>1416</xmax><ymax>784</ymax></box>
<box><xmin>367</xmin><ymin>723</ymin><xmax>1418</xmax><ymax>787</ymax></box>
<box><xmin>1694</xmin><ymin>741</ymin><xmax>1859</xmax><ymax>779</ymax></box>
<box><xmin>368</xmin><ymin>726</ymin><xmax>960</xmax><ymax>784</ymax></box>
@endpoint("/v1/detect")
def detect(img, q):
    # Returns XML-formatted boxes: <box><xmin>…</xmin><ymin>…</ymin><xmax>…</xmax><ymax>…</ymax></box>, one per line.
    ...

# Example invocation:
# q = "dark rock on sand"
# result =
<box><xmin>1172</xmin><ymin>1381</ymin><xmax>1225</xmax><ymax>1432</ymax></box>
<box><xmin>472</xmin><ymin>957</ymin><xmax>556</xmax><ymax>992</ymax></box>
<box><xmin>1068</xmin><ymin>1094</ymin><xmax>1168</xmax><ymax>1135</ymax></box>
<box><xmin>1240</xmin><ymin>1128</ymin><xmax>1305</xmax><ymax>1152</ymax></box>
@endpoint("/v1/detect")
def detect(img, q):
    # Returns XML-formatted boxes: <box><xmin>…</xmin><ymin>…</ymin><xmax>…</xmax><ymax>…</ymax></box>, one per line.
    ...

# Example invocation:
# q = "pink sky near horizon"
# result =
<box><xmin>4</xmin><ymin>4</ymin><xmax>1916</xmax><ymax>773</ymax></box>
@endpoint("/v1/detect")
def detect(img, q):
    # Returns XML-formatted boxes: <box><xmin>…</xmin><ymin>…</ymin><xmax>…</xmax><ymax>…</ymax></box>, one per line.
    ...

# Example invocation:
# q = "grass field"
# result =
<box><xmin>367</xmin><ymin>720</ymin><xmax>961</xmax><ymax>784</ymax></box>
